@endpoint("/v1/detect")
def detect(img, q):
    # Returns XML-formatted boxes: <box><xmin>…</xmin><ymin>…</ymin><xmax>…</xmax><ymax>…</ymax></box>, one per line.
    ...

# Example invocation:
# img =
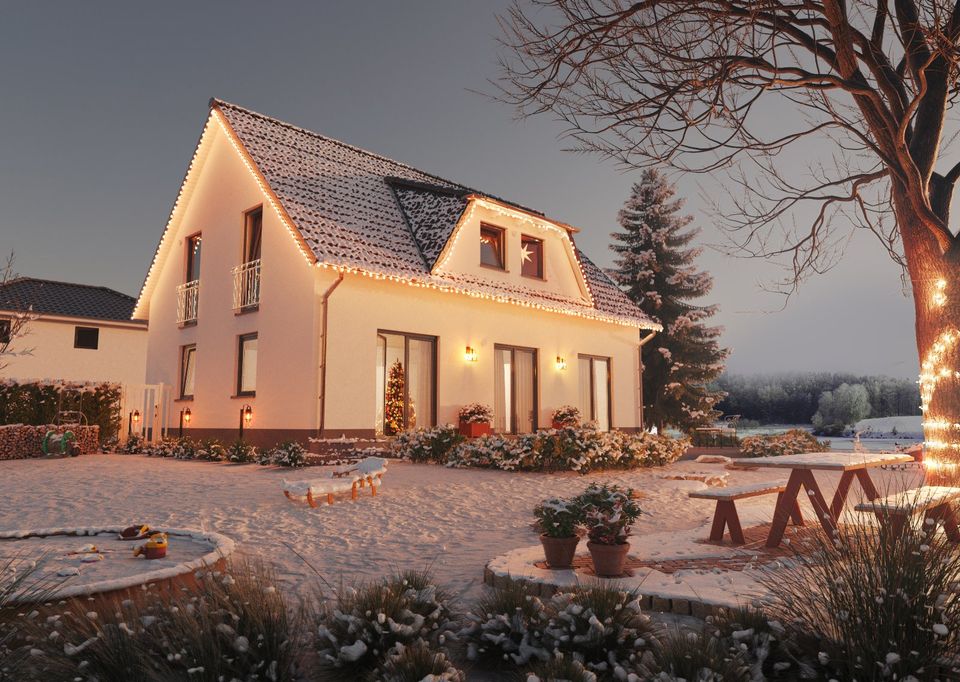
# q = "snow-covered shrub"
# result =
<box><xmin>542</xmin><ymin>585</ymin><xmax>657</xmax><ymax>676</ymax></box>
<box><xmin>761</xmin><ymin>504</ymin><xmax>960</xmax><ymax>680</ymax></box>
<box><xmin>23</xmin><ymin>559</ymin><xmax>302</xmax><ymax>682</ymax></box>
<box><xmin>227</xmin><ymin>439</ymin><xmax>256</xmax><ymax>463</ymax></box>
<box><xmin>461</xmin><ymin>581</ymin><xmax>552</xmax><ymax>668</ymax></box>
<box><xmin>577</xmin><ymin>485</ymin><xmax>642</xmax><ymax>545</ymax></box>
<box><xmin>144</xmin><ymin>437</ymin><xmax>178</xmax><ymax>458</ymax></box>
<box><xmin>551</xmin><ymin>405</ymin><xmax>582</xmax><ymax>427</ymax></box>
<box><xmin>377</xmin><ymin>640</ymin><xmax>465</xmax><ymax>682</ymax></box>
<box><xmin>118</xmin><ymin>433</ymin><xmax>144</xmax><ymax>454</ymax></box>
<box><xmin>458</xmin><ymin>403</ymin><xmax>493</xmax><ymax>424</ymax></box>
<box><xmin>738</xmin><ymin>429</ymin><xmax>827</xmax><ymax>458</ymax></box>
<box><xmin>445</xmin><ymin>427</ymin><xmax>687</xmax><ymax>474</ymax></box>
<box><xmin>194</xmin><ymin>438</ymin><xmax>227</xmax><ymax>462</ymax></box>
<box><xmin>704</xmin><ymin>608</ymin><xmax>794</xmax><ymax>679</ymax></box>
<box><xmin>170</xmin><ymin>436</ymin><xmax>197</xmax><ymax>460</ymax></box>
<box><xmin>534</xmin><ymin>497</ymin><xmax>582</xmax><ymax>538</ymax></box>
<box><xmin>525</xmin><ymin>654</ymin><xmax>598</xmax><ymax>682</ymax></box>
<box><xmin>647</xmin><ymin>629</ymin><xmax>750</xmax><ymax>681</ymax></box>
<box><xmin>393</xmin><ymin>425</ymin><xmax>464</xmax><ymax>463</ymax></box>
<box><xmin>315</xmin><ymin>569</ymin><xmax>459</xmax><ymax>680</ymax></box>
<box><xmin>260</xmin><ymin>440</ymin><xmax>307</xmax><ymax>467</ymax></box>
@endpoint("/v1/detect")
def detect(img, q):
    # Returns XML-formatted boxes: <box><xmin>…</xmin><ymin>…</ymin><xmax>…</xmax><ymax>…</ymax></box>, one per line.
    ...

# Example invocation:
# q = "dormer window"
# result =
<box><xmin>480</xmin><ymin>224</ymin><xmax>505</xmax><ymax>270</ymax></box>
<box><xmin>520</xmin><ymin>235</ymin><xmax>543</xmax><ymax>279</ymax></box>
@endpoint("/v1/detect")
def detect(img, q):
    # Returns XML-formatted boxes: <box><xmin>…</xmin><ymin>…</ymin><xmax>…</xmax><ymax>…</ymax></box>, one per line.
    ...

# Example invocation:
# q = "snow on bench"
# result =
<box><xmin>689</xmin><ymin>481</ymin><xmax>800</xmax><ymax>545</ymax></box>
<box><xmin>855</xmin><ymin>486</ymin><xmax>960</xmax><ymax>542</ymax></box>
<box><xmin>688</xmin><ymin>481</ymin><xmax>786</xmax><ymax>500</ymax></box>
<box><xmin>283</xmin><ymin>457</ymin><xmax>388</xmax><ymax>508</ymax></box>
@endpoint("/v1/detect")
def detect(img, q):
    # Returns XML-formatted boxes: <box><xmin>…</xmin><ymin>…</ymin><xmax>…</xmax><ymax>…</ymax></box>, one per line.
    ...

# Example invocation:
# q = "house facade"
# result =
<box><xmin>135</xmin><ymin>100</ymin><xmax>658</xmax><ymax>446</ymax></box>
<box><xmin>0</xmin><ymin>278</ymin><xmax>147</xmax><ymax>385</ymax></box>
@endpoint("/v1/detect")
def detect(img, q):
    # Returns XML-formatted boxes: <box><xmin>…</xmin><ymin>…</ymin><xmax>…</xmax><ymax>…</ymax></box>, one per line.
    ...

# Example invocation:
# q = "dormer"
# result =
<box><xmin>432</xmin><ymin>196</ymin><xmax>593</xmax><ymax>305</ymax></box>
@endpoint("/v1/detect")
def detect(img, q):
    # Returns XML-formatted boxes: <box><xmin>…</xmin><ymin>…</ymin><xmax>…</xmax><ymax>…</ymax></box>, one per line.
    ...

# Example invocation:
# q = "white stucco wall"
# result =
<box><xmin>143</xmin><ymin>123</ymin><xmax>319</xmax><ymax>433</ymax></box>
<box><xmin>0</xmin><ymin>316</ymin><xmax>147</xmax><ymax>385</ymax></box>
<box><xmin>322</xmin><ymin>269</ymin><xmax>642</xmax><ymax>434</ymax></box>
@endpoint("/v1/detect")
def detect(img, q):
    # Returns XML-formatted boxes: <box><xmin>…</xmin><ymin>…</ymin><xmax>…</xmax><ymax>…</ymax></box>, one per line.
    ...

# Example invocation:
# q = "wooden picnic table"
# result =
<box><xmin>740</xmin><ymin>452</ymin><xmax>914</xmax><ymax>548</ymax></box>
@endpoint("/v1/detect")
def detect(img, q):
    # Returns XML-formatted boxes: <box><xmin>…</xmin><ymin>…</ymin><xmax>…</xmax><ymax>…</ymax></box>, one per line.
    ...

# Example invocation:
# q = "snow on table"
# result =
<box><xmin>738</xmin><ymin>452</ymin><xmax>913</xmax><ymax>470</ymax></box>
<box><xmin>0</xmin><ymin>527</ymin><xmax>234</xmax><ymax>603</ymax></box>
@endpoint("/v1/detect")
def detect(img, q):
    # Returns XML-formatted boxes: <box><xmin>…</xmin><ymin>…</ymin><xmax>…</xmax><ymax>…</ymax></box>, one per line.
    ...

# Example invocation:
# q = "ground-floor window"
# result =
<box><xmin>494</xmin><ymin>345</ymin><xmax>538</xmax><ymax>434</ymax></box>
<box><xmin>579</xmin><ymin>355</ymin><xmax>611</xmax><ymax>431</ymax></box>
<box><xmin>376</xmin><ymin>331</ymin><xmax>436</xmax><ymax>435</ymax></box>
<box><xmin>237</xmin><ymin>333</ymin><xmax>258</xmax><ymax>396</ymax></box>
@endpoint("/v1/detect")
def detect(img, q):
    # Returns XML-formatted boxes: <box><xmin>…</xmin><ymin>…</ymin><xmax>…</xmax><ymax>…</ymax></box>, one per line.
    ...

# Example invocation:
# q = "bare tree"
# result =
<box><xmin>497</xmin><ymin>0</ymin><xmax>960</xmax><ymax>480</ymax></box>
<box><xmin>0</xmin><ymin>252</ymin><xmax>34</xmax><ymax>372</ymax></box>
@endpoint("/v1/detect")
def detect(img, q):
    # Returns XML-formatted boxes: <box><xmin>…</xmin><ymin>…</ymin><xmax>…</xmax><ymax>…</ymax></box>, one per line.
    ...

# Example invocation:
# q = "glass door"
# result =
<box><xmin>495</xmin><ymin>345</ymin><xmax>538</xmax><ymax>433</ymax></box>
<box><xmin>579</xmin><ymin>355</ymin><xmax>611</xmax><ymax>430</ymax></box>
<box><xmin>376</xmin><ymin>331</ymin><xmax>436</xmax><ymax>435</ymax></box>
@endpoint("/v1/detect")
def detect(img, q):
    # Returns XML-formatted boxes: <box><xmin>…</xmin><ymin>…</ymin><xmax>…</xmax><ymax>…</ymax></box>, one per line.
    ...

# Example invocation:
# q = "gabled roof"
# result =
<box><xmin>136</xmin><ymin>99</ymin><xmax>658</xmax><ymax>329</ymax></box>
<box><xmin>0</xmin><ymin>277</ymin><xmax>142</xmax><ymax>323</ymax></box>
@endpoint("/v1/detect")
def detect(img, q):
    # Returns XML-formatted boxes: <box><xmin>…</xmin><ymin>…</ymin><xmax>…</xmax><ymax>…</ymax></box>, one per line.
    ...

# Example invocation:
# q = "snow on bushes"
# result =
<box><xmin>226</xmin><ymin>439</ymin><xmax>256</xmax><ymax>463</ymax></box>
<box><xmin>738</xmin><ymin>429</ymin><xmax>827</xmax><ymax>458</ymax></box>
<box><xmin>258</xmin><ymin>440</ymin><xmax>307</xmax><ymax>467</ymax></box>
<box><xmin>458</xmin><ymin>403</ymin><xmax>493</xmax><ymax>424</ymax></box>
<box><xmin>551</xmin><ymin>405</ymin><xmax>582</xmax><ymax>427</ymax></box>
<box><xmin>315</xmin><ymin>569</ymin><xmax>460</xmax><ymax>680</ymax></box>
<box><xmin>393</xmin><ymin>425</ymin><xmax>687</xmax><ymax>473</ymax></box>
<box><xmin>577</xmin><ymin>485</ymin><xmax>643</xmax><ymax>545</ymax></box>
<box><xmin>379</xmin><ymin>641</ymin><xmax>465</xmax><ymax>682</ymax></box>
<box><xmin>461</xmin><ymin>583</ymin><xmax>657</xmax><ymax>677</ymax></box>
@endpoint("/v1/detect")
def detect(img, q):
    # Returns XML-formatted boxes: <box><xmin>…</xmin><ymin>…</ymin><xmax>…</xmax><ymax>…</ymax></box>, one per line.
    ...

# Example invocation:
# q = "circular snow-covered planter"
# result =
<box><xmin>484</xmin><ymin>545</ymin><xmax>771</xmax><ymax>619</ymax></box>
<box><xmin>0</xmin><ymin>526</ymin><xmax>235</xmax><ymax>605</ymax></box>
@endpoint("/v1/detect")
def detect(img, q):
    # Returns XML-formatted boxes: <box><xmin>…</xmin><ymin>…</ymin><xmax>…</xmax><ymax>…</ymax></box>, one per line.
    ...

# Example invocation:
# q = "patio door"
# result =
<box><xmin>579</xmin><ymin>355</ymin><xmax>611</xmax><ymax>430</ymax></box>
<box><xmin>376</xmin><ymin>331</ymin><xmax>436</xmax><ymax>435</ymax></box>
<box><xmin>494</xmin><ymin>345</ymin><xmax>538</xmax><ymax>433</ymax></box>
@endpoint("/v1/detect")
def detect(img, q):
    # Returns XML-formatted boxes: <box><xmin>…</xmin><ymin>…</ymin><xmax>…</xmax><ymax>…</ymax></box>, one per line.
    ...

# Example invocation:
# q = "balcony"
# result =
<box><xmin>232</xmin><ymin>259</ymin><xmax>261</xmax><ymax>311</ymax></box>
<box><xmin>176</xmin><ymin>280</ymin><xmax>199</xmax><ymax>325</ymax></box>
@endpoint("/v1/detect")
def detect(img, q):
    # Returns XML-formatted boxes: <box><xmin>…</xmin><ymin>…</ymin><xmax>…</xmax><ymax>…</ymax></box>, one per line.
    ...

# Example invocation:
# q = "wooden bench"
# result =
<box><xmin>689</xmin><ymin>481</ymin><xmax>803</xmax><ymax>545</ymax></box>
<box><xmin>854</xmin><ymin>486</ymin><xmax>960</xmax><ymax>541</ymax></box>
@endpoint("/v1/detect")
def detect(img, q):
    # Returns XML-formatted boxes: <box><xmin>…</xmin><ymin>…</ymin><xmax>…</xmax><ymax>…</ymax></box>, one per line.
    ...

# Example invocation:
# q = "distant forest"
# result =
<box><xmin>713</xmin><ymin>373</ymin><xmax>920</xmax><ymax>425</ymax></box>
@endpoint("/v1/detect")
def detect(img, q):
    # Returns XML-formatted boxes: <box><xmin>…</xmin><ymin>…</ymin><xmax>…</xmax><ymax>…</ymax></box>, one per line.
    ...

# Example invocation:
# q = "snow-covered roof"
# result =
<box><xmin>136</xmin><ymin>99</ymin><xmax>658</xmax><ymax>329</ymax></box>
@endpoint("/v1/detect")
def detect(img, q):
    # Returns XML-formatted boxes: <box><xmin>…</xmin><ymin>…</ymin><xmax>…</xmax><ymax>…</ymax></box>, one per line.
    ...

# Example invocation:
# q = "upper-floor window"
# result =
<box><xmin>180</xmin><ymin>344</ymin><xmax>197</xmax><ymax>398</ymax></box>
<box><xmin>243</xmin><ymin>208</ymin><xmax>262</xmax><ymax>264</ymax></box>
<box><xmin>237</xmin><ymin>333</ymin><xmax>258</xmax><ymax>396</ymax></box>
<box><xmin>186</xmin><ymin>233</ymin><xmax>202</xmax><ymax>283</ymax></box>
<box><xmin>520</xmin><ymin>235</ymin><xmax>544</xmax><ymax>279</ymax></box>
<box><xmin>74</xmin><ymin>326</ymin><xmax>99</xmax><ymax>350</ymax></box>
<box><xmin>480</xmin><ymin>224</ymin><xmax>505</xmax><ymax>270</ymax></box>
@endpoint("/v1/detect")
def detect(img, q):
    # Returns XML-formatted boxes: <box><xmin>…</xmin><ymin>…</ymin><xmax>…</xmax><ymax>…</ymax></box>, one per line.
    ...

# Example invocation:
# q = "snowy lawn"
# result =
<box><xmin>0</xmin><ymin>454</ymin><xmax>923</xmax><ymax>602</ymax></box>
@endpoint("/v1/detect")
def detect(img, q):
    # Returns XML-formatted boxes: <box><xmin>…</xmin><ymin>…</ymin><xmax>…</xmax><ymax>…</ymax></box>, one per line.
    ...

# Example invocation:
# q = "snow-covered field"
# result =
<box><xmin>0</xmin><ymin>454</ymin><xmax>923</xmax><ymax>601</ymax></box>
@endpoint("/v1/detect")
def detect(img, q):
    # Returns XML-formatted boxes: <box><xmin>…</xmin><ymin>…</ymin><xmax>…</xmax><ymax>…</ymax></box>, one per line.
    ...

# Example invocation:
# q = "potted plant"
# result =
<box><xmin>551</xmin><ymin>405</ymin><xmax>581</xmax><ymax>429</ymax></box>
<box><xmin>578</xmin><ymin>484</ymin><xmax>642</xmax><ymax>577</ymax></box>
<box><xmin>534</xmin><ymin>496</ymin><xmax>582</xmax><ymax>569</ymax></box>
<box><xmin>458</xmin><ymin>403</ymin><xmax>493</xmax><ymax>438</ymax></box>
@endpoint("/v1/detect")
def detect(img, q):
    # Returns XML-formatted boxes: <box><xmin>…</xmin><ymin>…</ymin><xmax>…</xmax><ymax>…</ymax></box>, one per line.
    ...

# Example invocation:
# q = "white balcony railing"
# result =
<box><xmin>232</xmin><ymin>259</ymin><xmax>261</xmax><ymax>311</ymax></box>
<box><xmin>176</xmin><ymin>280</ymin><xmax>200</xmax><ymax>325</ymax></box>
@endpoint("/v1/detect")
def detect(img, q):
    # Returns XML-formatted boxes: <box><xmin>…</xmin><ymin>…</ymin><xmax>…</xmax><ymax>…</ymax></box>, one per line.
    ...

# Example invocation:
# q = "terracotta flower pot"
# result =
<box><xmin>459</xmin><ymin>421</ymin><xmax>492</xmax><ymax>438</ymax></box>
<box><xmin>540</xmin><ymin>534</ymin><xmax>580</xmax><ymax>569</ymax></box>
<box><xmin>551</xmin><ymin>419</ymin><xmax>566</xmax><ymax>430</ymax></box>
<box><xmin>587</xmin><ymin>541</ymin><xmax>630</xmax><ymax>577</ymax></box>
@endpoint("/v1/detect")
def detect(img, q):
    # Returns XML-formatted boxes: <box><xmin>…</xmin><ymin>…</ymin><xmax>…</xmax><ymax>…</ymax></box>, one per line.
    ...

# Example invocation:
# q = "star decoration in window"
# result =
<box><xmin>520</xmin><ymin>244</ymin><xmax>533</xmax><ymax>264</ymax></box>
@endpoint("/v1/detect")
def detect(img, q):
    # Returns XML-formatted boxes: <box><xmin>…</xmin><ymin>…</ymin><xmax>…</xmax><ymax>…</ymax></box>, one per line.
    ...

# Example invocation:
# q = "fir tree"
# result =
<box><xmin>610</xmin><ymin>169</ymin><xmax>729</xmax><ymax>431</ymax></box>
<box><xmin>384</xmin><ymin>360</ymin><xmax>406</xmax><ymax>435</ymax></box>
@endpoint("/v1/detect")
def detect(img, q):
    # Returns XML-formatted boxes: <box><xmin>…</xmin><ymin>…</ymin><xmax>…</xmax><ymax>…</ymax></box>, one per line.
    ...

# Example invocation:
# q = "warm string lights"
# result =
<box><xmin>918</xmin><ymin>277</ymin><xmax>959</xmax><ymax>474</ymax></box>
<box><xmin>135</xmin><ymin>105</ymin><xmax>659</xmax><ymax>331</ymax></box>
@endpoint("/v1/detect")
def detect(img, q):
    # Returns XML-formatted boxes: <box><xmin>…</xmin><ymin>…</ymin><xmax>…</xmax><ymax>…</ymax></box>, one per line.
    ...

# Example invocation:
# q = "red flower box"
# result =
<box><xmin>459</xmin><ymin>421</ymin><xmax>492</xmax><ymax>438</ymax></box>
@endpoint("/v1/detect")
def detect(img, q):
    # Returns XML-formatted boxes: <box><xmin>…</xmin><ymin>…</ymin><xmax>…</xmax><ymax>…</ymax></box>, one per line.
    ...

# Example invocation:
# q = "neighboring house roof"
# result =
<box><xmin>0</xmin><ymin>277</ymin><xmax>142</xmax><ymax>323</ymax></box>
<box><xmin>136</xmin><ymin>99</ymin><xmax>658</xmax><ymax>330</ymax></box>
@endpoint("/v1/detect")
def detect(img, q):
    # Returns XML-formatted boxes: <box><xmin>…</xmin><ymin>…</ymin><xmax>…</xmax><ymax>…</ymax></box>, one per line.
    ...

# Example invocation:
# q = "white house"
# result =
<box><xmin>0</xmin><ymin>278</ymin><xmax>147</xmax><ymax>385</ymax></box>
<box><xmin>134</xmin><ymin>99</ymin><xmax>659</xmax><ymax>446</ymax></box>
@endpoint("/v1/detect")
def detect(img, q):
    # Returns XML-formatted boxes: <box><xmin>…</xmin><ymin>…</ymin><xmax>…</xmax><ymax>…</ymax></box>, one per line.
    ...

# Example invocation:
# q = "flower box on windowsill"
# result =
<box><xmin>459</xmin><ymin>421</ymin><xmax>492</xmax><ymax>438</ymax></box>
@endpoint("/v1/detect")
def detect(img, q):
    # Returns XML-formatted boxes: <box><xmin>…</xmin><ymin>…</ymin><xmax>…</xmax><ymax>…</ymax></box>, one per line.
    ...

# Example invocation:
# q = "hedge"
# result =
<box><xmin>0</xmin><ymin>380</ymin><xmax>121</xmax><ymax>442</ymax></box>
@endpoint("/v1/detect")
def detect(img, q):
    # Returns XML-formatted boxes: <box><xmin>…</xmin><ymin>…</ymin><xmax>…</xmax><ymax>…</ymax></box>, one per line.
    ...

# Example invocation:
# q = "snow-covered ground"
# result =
<box><xmin>853</xmin><ymin>415</ymin><xmax>923</xmax><ymax>439</ymax></box>
<box><xmin>0</xmin><ymin>454</ymin><xmax>925</xmax><ymax>602</ymax></box>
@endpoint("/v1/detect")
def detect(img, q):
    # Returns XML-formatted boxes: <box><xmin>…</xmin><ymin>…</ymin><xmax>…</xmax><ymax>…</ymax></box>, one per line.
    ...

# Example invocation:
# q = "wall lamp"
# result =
<box><xmin>555</xmin><ymin>356</ymin><xmax>567</xmax><ymax>371</ymax></box>
<box><xmin>179</xmin><ymin>407</ymin><xmax>192</xmax><ymax>438</ymax></box>
<box><xmin>239</xmin><ymin>404</ymin><xmax>253</xmax><ymax>439</ymax></box>
<box><xmin>464</xmin><ymin>346</ymin><xmax>478</xmax><ymax>363</ymax></box>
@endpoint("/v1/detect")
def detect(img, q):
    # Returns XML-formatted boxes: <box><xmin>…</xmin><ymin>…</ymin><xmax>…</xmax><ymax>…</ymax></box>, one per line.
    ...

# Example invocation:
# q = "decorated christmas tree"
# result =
<box><xmin>384</xmin><ymin>360</ymin><xmax>405</xmax><ymax>435</ymax></box>
<box><xmin>610</xmin><ymin>169</ymin><xmax>729</xmax><ymax>431</ymax></box>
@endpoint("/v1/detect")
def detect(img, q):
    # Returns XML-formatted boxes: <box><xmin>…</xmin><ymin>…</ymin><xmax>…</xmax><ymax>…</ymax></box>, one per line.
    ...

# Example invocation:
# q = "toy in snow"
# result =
<box><xmin>41</xmin><ymin>430</ymin><xmax>79</xmax><ymax>457</ymax></box>
<box><xmin>133</xmin><ymin>533</ymin><xmax>168</xmax><ymax>560</ymax></box>
<box><xmin>119</xmin><ymin>524</ymin><xmax>151</xmax><ymax>541</ymax></box>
